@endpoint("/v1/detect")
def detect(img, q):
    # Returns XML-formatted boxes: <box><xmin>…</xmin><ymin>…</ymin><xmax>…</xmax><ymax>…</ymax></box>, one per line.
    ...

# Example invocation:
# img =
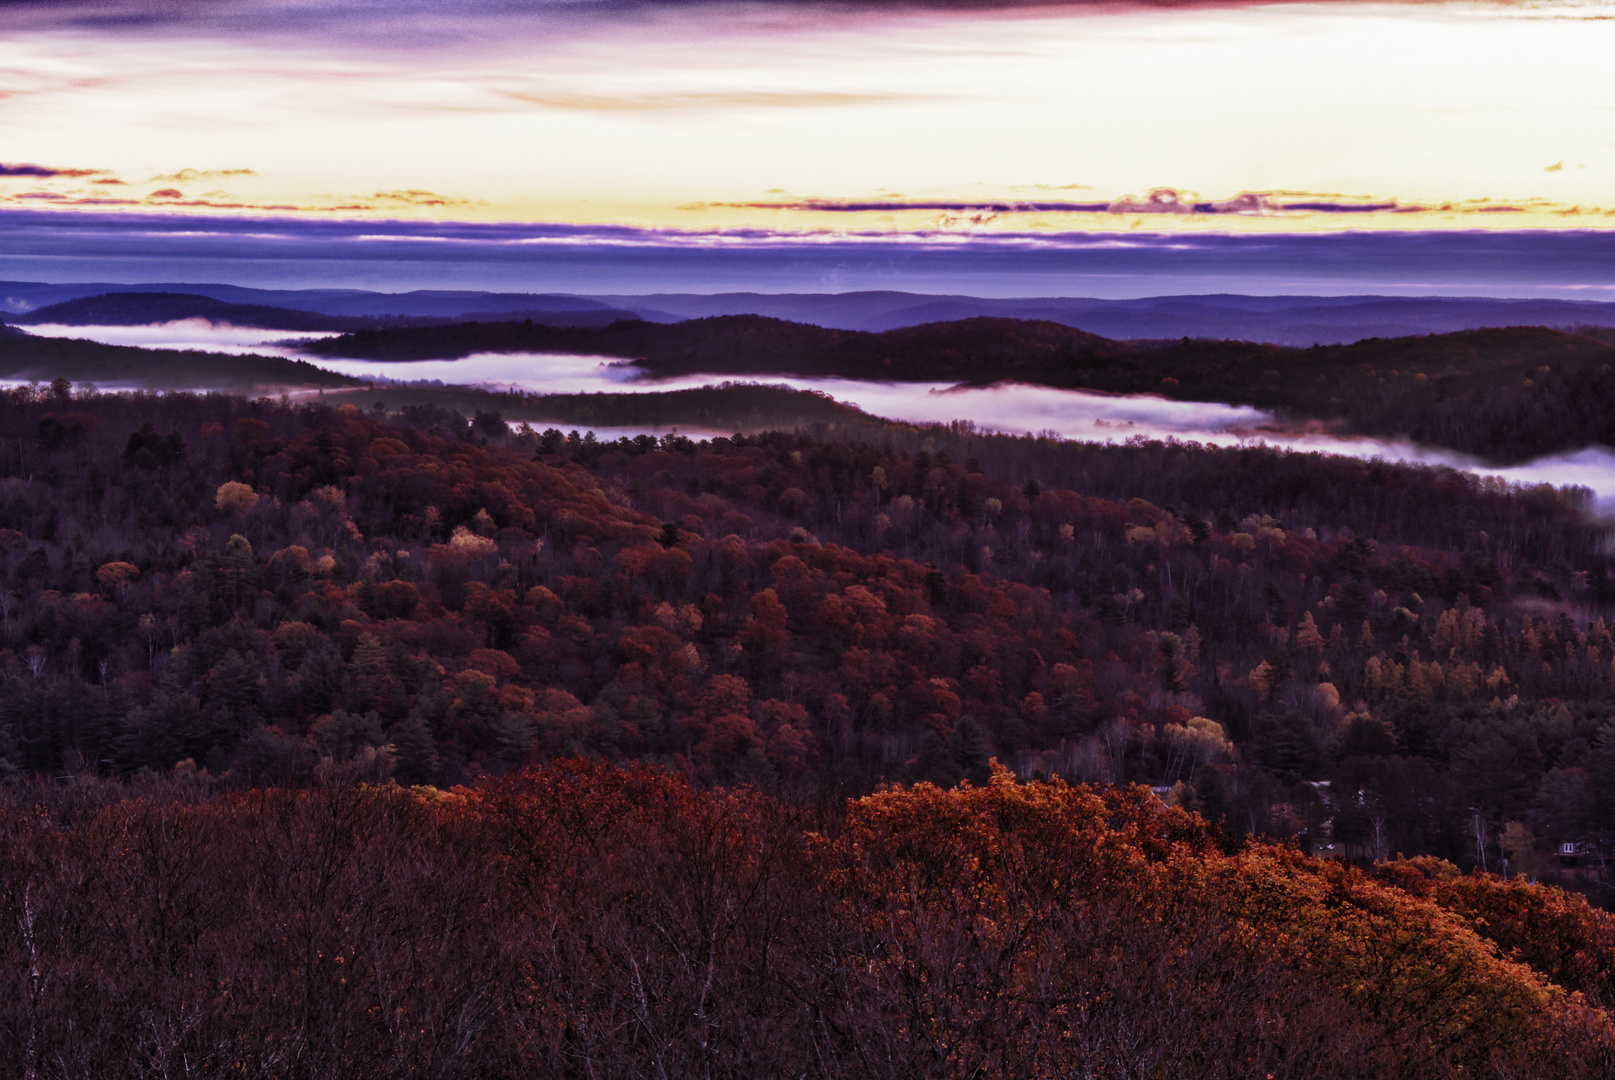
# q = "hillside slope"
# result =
<box><xmin>0</xmin><ymin>329</ymin><xmax>360</xmax><ymax>389</ymax></box>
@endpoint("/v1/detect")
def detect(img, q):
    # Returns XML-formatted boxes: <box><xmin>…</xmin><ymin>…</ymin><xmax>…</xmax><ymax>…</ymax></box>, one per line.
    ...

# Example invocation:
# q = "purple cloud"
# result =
<box><xmin>2</xmin><ymin>207</ymin><xmax>1615</xmax><ymax>299</ymax></box>
<box><xmin>735</xmin><ymin>200</ymin><xmax>1113</xmax><ymax>213</ymax></box>
<box><xmin>735</xmin><ymin>189</ymin><xmax>1436</xmax><ymax>217</ymax></box>
<box><xmin>0</xmin><ymin>162</ymin><xmax>105</xmax><ymax>178</ymax></box>
<box><xmin>0</xmin><ymin>0</ymin><xmax>1411</xmax><ymax>51</ymax></box>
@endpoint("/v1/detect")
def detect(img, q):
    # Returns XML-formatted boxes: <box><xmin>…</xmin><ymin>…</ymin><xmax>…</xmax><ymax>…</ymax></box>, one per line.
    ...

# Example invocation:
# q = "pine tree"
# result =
<box><xmin>388</xmin><ymin>714</ymin><xmax>438</xmax><ymax>786</ymax></box>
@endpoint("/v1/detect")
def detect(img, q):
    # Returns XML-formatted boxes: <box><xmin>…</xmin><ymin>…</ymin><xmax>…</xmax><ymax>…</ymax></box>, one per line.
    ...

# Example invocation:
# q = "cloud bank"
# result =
<box><xmin>0</xmin><ymin>0</ymin><xmax>1371</xmax><ymax>34</ymax></box>
<box><xmin>730</xmin><ymin>188</ymin><xmax>1585</xmax><ymax>220</ymax></box>
<box><xmin>4</xmin><ymin>208</ymin><xmax>1615</xmax><ymax>297</ymax></box>
<box><xmin>0</xmin><ymin>163</ymin><xmax>106</xmax><ymax>178</ymax></box>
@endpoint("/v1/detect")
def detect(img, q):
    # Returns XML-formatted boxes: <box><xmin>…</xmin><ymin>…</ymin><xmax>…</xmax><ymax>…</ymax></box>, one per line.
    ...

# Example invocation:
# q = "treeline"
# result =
<box><xmin>7</xmin><ymin>292</ymin><xmax>375</xmax><ymax>333</ymax></box>
<box><xmin>1106</xmin><ymin>327</ymin><xmax>1615</xmax><ymax>465</ymax></box>
<box><xmin>1</xmin><ymin>761</ymin><xmax>1612</xmax><ymax>1079</ymax></box>
<box><xmin>0</xmin><ymin>330</ymin><xmax>360</xmax><ymax>391</ymax></box>
<box><xmin>0</xmin><ymin>386</ymin><xmax>1614</xmax><ymax>899</ymax></box>
<box><xmin>341</xmin><ymin>381</ymin><xmax>890</xmax><ymax>440</ymax></box>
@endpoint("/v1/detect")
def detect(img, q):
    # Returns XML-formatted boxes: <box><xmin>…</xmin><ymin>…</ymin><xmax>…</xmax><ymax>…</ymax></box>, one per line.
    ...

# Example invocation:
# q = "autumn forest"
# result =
<box><xmin>0</xmin><ymin>355</ymin><xmax>1611</xmax><ymax>1074</ymax></box>
<box><xmin>11</xmin><ymin>0</ymin><xmax>1615</xmax><ymax>1067</ymax></box>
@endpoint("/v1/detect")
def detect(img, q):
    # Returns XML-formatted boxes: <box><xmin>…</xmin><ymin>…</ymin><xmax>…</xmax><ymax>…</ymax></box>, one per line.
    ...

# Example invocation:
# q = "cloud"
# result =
<box><xmin>733</xmin><ymin>199</ymin><xmax>1112</xmax><ymax>213</ymax></box>
<box><xmin>12</xmin><ymin>0</ymin><xmax>1411</xmax><ymax>73</ymax></box>
<box><xmin>727</xmin><ymin>189</ymin><xmax>1448</xmax><ymax>217</ymax></box>
<box><xmin>1279</xmin><ymin>200</ymin><xmax>1408</xmax><ymax>213</ymax></box>
<box><xmin>3</xmin><ymin>206</ymin><xmax>1611</xmax><ymax>260</ymax></box>
<box><xmin>1107</xmin><ymin>188</ymin><xmax>1428</xmax><ymax>216</ymax></box>
<box><xmin>22</xmin><ymin>321</ymin><xmax>338</xmax><ymax>356</ymax></box>
<box><xmin>0</xmin><ymin>186</ymin><xmax>388</xmax><ymax>213</ymax></box>
<box><xmin>4</xmin><ymin>206</ymin><xmax>1615</xmax><ymax>300</ymax></box>
<box><xmin>0</xmin><ymin>190</ymin><xmax>319</xmax><ymax>211</ymax></box>
<box><xmin>149</xmin><ymin>168</ymin><xmax>259</xmax><ymax>182</ymax></box>
<box><xmin>500</xmin><ymin>89</ymin><xmax>908</xmax><ymax>113</ymax></box>
<box><xmin>9</xmin><ymin>0</ymin><xmax>1614</xmax><ymax>65</ymax></box>
<box><xmin>2</xmin><ymin>187</ymin><xmax>140</xmax><ymax>206</ymax></box>
<box><xmin>0</xmin><ymin>0</ymin><xmax>1222</xmax><ymax>30</ymax></box>
<box><xmin>370</xmin><ymin>189</ymin><xmax>475</xmax><ymax>208</ymax></box>
<box><xmin>718</xmin><ymin>187</ymin><xmax>1612</xmax><ymax>223</ymax></box>
<box><xmin>0</xmin><ymin>162</ymin><xmax>106</xmax><ymax>178</ymax></box>
<box><xmin>1</xmin><ymin>0</ymin><xmax>1521</xmax><ymax>24</ymax></box>
<box><xmin>1106</xmin><ymin>187</ymin><xmax>1196</xmax><ymax>214</ymax></box>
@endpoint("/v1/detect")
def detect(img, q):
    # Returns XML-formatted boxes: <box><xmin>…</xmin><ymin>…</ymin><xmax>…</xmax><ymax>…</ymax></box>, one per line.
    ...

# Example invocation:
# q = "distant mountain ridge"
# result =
<box><xmin>3</xmin><ymin>291</ymin><xmax>644</xmax><ymax>331</ymax></box>
<box><xmin>6</xmin><ymin>280</ymin><xmax>1615</xmax><ymax>345</ymax></box>
<box><xmin>588</xmin><ymin>291</ymin><xmax>1615</xmax><ymax>343</ymax></box>
<box><xmin>0</xmin><ymin>282</ymin><xmax>631</xmax><ymax>322</ymax></box>
<box><xmin>10</xmin><ymin>292</ymin><xmax>361</xmax><ymax>332</ymax></box>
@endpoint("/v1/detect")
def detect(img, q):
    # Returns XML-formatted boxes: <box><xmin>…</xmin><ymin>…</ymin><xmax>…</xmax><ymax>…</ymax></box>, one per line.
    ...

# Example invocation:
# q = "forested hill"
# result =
<box><xmin>4</xmin><ymin>314</ymin><xmax>1615</xmax><ymax>460</ymax></box>
<box><xmin>0</xmin><ymin>329</ymin><xmax>361</xmax><ymax>390</ymax></box>
<box><xmin>2</xmin><ymin>386</ymin><xmax>1615</xmax><ymax>891</ymax></box>
<box><xmin>309</xmin><ymin>317</ymin><xmax>1615</xmax><ymax>461</ymax></box>
<box><xmin>3</xmin><ymin>386</ymin><xmax>1615</xmax><ymax>1069</ymax></box>
<box><xmin>8</xmin><ymin>292</ymin><xmax>361</xmax><ymax>332</ymax></box>
<box><xmin>305</xmin><ymin>314</ymin><xmax>1131</xmax><ymax>379</ymax></box>
<box><xmin>1074</xmin><ymin>325</ymin><xmax>1615</xmax><ymax>463</ymax></box>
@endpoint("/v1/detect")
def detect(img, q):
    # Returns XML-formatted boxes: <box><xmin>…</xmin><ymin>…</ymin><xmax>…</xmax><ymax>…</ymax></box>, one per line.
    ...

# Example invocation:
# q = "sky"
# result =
<box><xmin>2</xmin><ymin>0</ymin><xmax>1614</xmax><ymax>295</ymax></box>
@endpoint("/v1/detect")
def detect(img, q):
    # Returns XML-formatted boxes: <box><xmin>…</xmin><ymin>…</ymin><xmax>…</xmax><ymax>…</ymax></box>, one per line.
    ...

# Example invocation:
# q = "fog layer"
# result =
<box><xmin>14</xmin><ymin>322</ymin><xmax>1608</xmax><ymax>504</ymax></box>
<box><xmin>299</xmin><ymin>350</ymin><xmax>1615</xmax><ymax>504</ymax></box>
<box><xmin>20</xmin><ymin>321</ymin><xmax>338</xmax><ymax>357</ymax></box>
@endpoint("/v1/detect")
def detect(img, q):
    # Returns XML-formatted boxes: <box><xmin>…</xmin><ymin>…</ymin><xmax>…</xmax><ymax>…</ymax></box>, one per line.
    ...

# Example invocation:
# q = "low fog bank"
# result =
<box><xmin>306</xmin><ymin>352</ymin><xmax>1273</xmax><ymax>436</ymax></box>
<box><xmin>302</xmin><ymin>351</ymin><xmax>1615</xmax><ymax>508</ymax></box>
<box><xmin>19</xmin><ymin>321</ymin><xmax>337</xmax><ymax>357</ymax></box>
<box><xmin>13</xmin><ymin>332</ymin><xmax>1609</xmax><ymax>510</ymax></box>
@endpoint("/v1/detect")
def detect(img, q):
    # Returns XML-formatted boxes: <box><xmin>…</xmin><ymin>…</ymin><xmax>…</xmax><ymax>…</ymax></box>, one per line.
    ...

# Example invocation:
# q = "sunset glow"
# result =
<box><xmin>3</xmin><ymin>0</ymin><xmax>1612</xmax><ymax>244</ymax></box>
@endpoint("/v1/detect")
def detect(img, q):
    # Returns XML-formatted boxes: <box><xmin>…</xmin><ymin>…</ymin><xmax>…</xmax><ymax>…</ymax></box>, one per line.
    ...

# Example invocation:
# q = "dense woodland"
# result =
<box><xmin>310</xmin><ymin>314</ymin><xmax>1615</xmax><ymax>462</ymax></box>
<box><xmin>0</xmin><ymin>324</ymin><xmax>359</xmax><ymax>391</ymax></box>
<box><xmin>3</xmin><ymin>762</ymin><xmax>1614</xmax><ymax>1078</ymax></box>
<box><xmin>304</xmin><ymin>312</ymin><xmax>1128</xmax><ymax>378</ymax></box>
<box><xmin>1</xmin><ymin>379</ymin><xmax>1615</xmax><ymax>1071</ymax></box>
<box><xmin>1104</xmin><ymin>326</ymin><xmax>1615</xmax><ymax>464</ymax></box>
<box><xmin>0</xmin><ymin>384</ymin><xmax>1610</xmax><ymax>896</ymax></box>
<box><xmin>336</xmin><ymin>381</ymin><xmax>891</xmax><ymax>440</ymax></box>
